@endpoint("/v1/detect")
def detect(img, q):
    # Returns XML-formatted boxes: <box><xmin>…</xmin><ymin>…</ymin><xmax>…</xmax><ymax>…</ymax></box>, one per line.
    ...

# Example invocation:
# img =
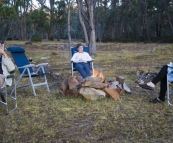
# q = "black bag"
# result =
<box><xmin>136</xmin><ymin>72</ymin><xmax>157</xmax><ymax>83</ymax></box>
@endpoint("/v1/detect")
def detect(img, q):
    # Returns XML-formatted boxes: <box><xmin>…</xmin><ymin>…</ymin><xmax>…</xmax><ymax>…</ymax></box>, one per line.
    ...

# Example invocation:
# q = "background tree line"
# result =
<box><xmin>0</xmin><ymin>0</ymin><xmax>173</xmax><ymax>53</ymax></box>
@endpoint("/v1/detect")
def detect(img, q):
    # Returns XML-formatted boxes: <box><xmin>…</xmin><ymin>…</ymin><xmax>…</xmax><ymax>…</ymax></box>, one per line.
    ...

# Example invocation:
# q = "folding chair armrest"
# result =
<box><xmin>6</xmin><ymin>74</ymin><xmax>15</xmax><ymax>79</ymax></box>
<box><xmin>71</xmin><ymin>61</ymin><xmax>74</xmax><ymax>67</ymax></box>
<box><xmin>71</xmin><ymin>60</ymin><xmax>94</xmax><ymax>63</ymax></box>
<box><xmin>35</xmin><ymin>63</ymin><xmax>49</xmax><ymax>67</ymax></box>
<box><xmin>87</xmin><ymin>59</ymin><xmax>94</xmax><ymax>63</ymax></box>
<box><xmin>18</xmin><ymin>64</ymin><xmax>35</xmax><ymax>68</ymax></box>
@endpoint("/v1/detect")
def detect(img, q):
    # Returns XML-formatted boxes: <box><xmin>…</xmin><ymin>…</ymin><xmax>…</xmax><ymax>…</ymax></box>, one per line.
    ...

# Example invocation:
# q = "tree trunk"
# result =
<box><xmin>77</xmin><ymin>0</ymin><xmax>89</xmax><ymax>45</ymax></box>
<box><xmin>89</xmin><ymin>29</ymin><xmax>96</xmax><ymax>54</ymax></box>
<box><xmin>86</xmin><ymin>0</ymin><xmax>96</xmax><ymax>55</ymax></box>
<box><xmin>111</xmin><ymin>0</ymin><xmax>118</xmax><ymax>40</ymax></box>
<box><xmin>49</xmin><ymin>0</ymin><xmax>55</xmax><ymax>40</ymax></box>
<box><xmin>156</xmin><ymin>22</ymin><xmax>162</xmax><ymax>37</ymax></box>
<box><xmin>22</xmin><ymin>15</ymin><xmax>27</xmax><ymax>40</ymax></box>
<box><xmin>142</xmin><ymin>16</ymin><xmax>150</xmax><ymax>42</ymax></box>
<box><xmin>66</xmin><ymin>0</ymin><xmax>72</xmax><ymax>55</ymax></box>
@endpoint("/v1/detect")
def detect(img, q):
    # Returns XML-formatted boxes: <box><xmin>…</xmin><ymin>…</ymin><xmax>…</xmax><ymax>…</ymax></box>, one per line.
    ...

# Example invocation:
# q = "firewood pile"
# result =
<box><xmin>61</xmin><ymin>70</ymin><xmax>131</xmax><ymax>100</ymax></box>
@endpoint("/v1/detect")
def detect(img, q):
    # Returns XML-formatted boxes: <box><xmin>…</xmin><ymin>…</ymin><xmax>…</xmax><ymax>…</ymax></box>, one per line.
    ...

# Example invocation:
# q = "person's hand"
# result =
<box><xmin>79</xmin><ymin>59</ymin><xmax>85</xmax><ymax>62</ymax></box>
<box><xmin>0</xmin><ymin>48</ymin><xmax>4</xmax><ymax>54</ymax></box>
<box><xmin>0</xmin><ymin>48</ymin><xmax>7</xmax><ymax>58</ymax></box>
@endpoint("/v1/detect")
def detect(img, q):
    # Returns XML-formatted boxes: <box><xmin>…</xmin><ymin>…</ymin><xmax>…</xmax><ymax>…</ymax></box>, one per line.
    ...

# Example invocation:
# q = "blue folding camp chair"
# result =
<box><xmin>71</xmin><ymin>46</ymin><xmax>94</xmax><ymax>76</ymax></box>
<box><xmin>6</xmin><ymin>46</ymin><xmax>50</xmax><ymax>96</ymax></box>
<box><xmin>167</xmin><ymin>67</ymin><xmax>173</xmax><ymax>106</ymax></box>
<box><xmin>0</xmin><ymin>73</ymin><xmax>17</xmax><ymax>115</ymax></box>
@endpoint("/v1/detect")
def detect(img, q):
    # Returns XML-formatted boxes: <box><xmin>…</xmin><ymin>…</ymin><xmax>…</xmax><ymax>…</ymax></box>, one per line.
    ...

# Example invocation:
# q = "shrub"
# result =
<box><xmin>25</xmin><ymin>41</ymin><xmax>32</xmax><ymax>45</ymax></box>
<box><xmin>31</xmin><ymin>38</ymin><xmax>42</xmax><ymax>42</ymax></box>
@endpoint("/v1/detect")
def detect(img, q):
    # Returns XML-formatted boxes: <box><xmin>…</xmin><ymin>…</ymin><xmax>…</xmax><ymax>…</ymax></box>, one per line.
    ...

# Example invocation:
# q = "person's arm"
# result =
<box><xmin>0</xmin><ymin>48</ymin><xmax>8</xmax><ymax>58</ymax></box>
<box><xmin>0</xmin><ymin>49</ymin><xmax>15</xmax><ymax>72</ymax></box>
<box><xmin>85</xmin><ymin>52</ymin><xmax>93</xmax><ymax>62</ymax></box>
<box><xmin>71</xmin><ymin>53</ymin><xmax>79</xmax><ymax>63</ymax></box>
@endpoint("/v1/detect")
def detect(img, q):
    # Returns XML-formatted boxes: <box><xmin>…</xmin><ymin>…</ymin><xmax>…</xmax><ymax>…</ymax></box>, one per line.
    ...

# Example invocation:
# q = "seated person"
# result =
<box><xmin>139</xmin><ymin>64</ymin><xmax>173</xmax><ymax>104</ymax></box>
<box><xmin>71</xmin><ymin>43</ymin><xmax>93</xmax><ymax>78</ymax></box>
<box><xmin>0</xmin><ymin>43</ymin><xmax>15</xmax><ymax>102</ymax></box>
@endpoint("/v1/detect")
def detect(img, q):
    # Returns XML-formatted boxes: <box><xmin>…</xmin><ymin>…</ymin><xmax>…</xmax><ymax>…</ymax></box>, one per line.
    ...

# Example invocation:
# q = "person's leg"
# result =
<box><xmin>158</xmin><ymin>75</ymin><xmax>167</xmax><ymax>101</ymax></box>
<box><xmin>139</xmin><ymin>65</ymin><xmax>168</xmax><ymax>103</ymax></box>
<box><xmin>150</xmin><ymin>65</ymin><xmax>168</xmax><ymax>103</ymax></box>
<box><xmin>83</xmin><ymin>63</ymin><xmax>91</xmax><ymax>77</ymax></box>
<box><xmin>139</xmin><ymin>65</ymin><xmax>168</xmax><ymax>89</ymax></box>
<box><xmin>75</xmin><ymin>63</ymin><xmax>87</xmax><ymax>78</ymax></box>
<box><xmin>152</xmin><ymin>65</ymin><xmax>168</xmax><ymax>85</ymax></box>
<box><xmin>0</xmin><ymin>74</ymin><xmax>5</xmax><ymax>102</ymax></box>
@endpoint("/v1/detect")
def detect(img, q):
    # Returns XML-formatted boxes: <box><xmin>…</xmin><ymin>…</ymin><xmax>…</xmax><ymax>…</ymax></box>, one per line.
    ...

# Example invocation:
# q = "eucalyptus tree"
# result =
<box><xmin>66</xmin><ymin>0</ymin><xmax>75</xmax><ymax>51</ymax></box>
<box><xmin>4</xmin><ymin>0</ymin><xmax>34</xmax><ymax>40</ymax></box>
<box><xmin>110</xmin><ymin>0</ymin><xmax>120</xmax><ymax>40</ymax></box>
<box><xmin>128</xmin><ymin>0</ymin><xmax>167</xmax><ymax>42</ymax></box>
<box><xmin>77</xmin><ymin>0</ymin><xmax>97</xmax><ymax>55</ymax></box>
<box><xmin>127</xmin><ymin>0</ymin><xmax>151</xmax><ymax>42</ymax></box>
<box><xmin>94</xmin><ymin>0</ymin><xmax>110</xmax><ymax>42</ymax></box>
<box><xmin>29</xmin><ymin>9</ymin><xmax>49</xmax><ymax>39</ymax></box>
<box><xmin>0</xmin><ymin>2</ymin><xmax>17</xmax><ymax>51</ymax></box>
<box><xmin>77</xmin><ymin>0</ymin><xmax>89</xmax><ymax>46</ymax></box>
<box><xmin>13</xmin><ymin>0</ymin><xmax>32</xmax><ymax>40</ymax></box>
<box><xmin>162</xmin><ymin>0</ymin><xmax>173</xmax><ymax>34</ymax></box>
<box><xmin>0</xmin><ymin>3</ymin><xmax>17</xmax><ymax>42</ymax></box>
<box><xmin>54</xmin><ymin>0</ymin><xmax>67</xmax><ymax>39</ymax></box>
<box><xmin>37</xmin><ymin>0</ymin><xmax>55</xmax><ymax>40</ymax></box>
<box><xmin>66</xmin><ymin>0</ymin><xmax>71</xmax><ymax>49</ymax></box>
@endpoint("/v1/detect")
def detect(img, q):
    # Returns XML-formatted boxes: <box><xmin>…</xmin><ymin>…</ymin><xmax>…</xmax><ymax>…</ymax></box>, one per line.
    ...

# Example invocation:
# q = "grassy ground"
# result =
<box><xmin>1</xmin><ymin>41</ymin><xmax>173</xmax><ymax>142</ymax></box>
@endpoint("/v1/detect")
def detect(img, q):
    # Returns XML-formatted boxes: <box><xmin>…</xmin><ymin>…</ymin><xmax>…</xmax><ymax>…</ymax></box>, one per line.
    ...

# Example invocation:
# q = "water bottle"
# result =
<box><xmin>29</xmin><ymin>57</ymin><xmax>32</xmax><ymax>63</ymax></box>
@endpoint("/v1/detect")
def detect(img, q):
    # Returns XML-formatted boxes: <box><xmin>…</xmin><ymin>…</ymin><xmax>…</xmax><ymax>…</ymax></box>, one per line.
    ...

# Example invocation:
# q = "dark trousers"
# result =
<box><xmin>152</xmin><ymin>65</ymin><xmax>168</xmax><ymax>101</ymax></box>
<box><xmin>75</xmin><ymin>62</ymin><xmax>91</xmax><ymax>78</ymax></box>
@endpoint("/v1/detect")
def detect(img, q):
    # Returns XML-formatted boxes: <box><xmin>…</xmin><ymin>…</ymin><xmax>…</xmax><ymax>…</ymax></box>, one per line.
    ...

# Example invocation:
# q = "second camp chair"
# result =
<box><xmin>6</xmin><ymin>46</ymin><xmax>50</xmax><ymax>96</ymax></box>
<box><xmin>71</xmin><ymin>46</ymin><xmax>94</xmax><ymax>76</ymax></box>
<box><xmin>167</xmin><ymin>65</ymin><xmax>173</xmax><ymax>106</ymax></box>
<box><xmin>0</xmin><ymin>73</ymin><xmax>17</xmax><ymax>115</ymax></box>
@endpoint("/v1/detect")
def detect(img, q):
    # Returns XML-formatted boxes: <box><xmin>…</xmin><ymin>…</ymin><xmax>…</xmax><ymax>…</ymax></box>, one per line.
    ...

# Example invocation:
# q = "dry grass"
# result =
<box><xmin>1</xmin><ymin>42</ymin><xmax>173</xmax><ymax>142</ymax></box>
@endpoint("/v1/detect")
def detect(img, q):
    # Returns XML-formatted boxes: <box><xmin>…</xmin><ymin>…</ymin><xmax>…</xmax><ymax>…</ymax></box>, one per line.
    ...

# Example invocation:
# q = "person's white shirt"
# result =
<box><xmin>71</xmin><ymin>52</ymin><xmax>92</xmax><ymax>63</ymax></box>
<box><xmin>1</xmin><ymin>56</ymin><xmax>15</xmax><ymax>86</ymax></box>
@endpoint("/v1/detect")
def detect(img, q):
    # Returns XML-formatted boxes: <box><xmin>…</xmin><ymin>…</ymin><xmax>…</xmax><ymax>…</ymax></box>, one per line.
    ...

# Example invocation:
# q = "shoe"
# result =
<box><xmin>150</xmin><ymin>97</ymin><xmax>163</xmax><ymax>104</ymax></box>
<box><xmin>139</xmin><ymin>83</ymin><xmax>154</xmax><ymax>91</ymax></box>
<box><xmin>0</xmin><ymin>93</ymin><xmax>6</xmax><ymax>103</ymax></box>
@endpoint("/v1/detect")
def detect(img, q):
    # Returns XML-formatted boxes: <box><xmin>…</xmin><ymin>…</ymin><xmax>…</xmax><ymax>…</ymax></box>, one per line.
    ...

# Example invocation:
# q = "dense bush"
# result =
<box><xmin>101</xmin><ymin>36</ymin><xmax>173</xmax><ymax>43</ymax></box>
<box><xmin>150</xmin><ymin>36</ymin><xmax>173</xmax><ymax>43</ymax></box>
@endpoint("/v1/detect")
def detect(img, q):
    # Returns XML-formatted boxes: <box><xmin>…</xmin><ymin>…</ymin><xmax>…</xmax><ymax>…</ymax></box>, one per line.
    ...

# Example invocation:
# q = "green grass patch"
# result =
<box><xmin>1</xmin><ymin>42</ymin><xmax>173</xmax><ymax>142</ymax></box>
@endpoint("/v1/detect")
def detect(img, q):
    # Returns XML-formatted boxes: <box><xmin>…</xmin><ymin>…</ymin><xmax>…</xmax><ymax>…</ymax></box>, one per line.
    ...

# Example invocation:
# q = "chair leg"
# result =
<box><xmin>27</xmin><ymin>71</ymin><xmax>36</xmax><ymax>96</ymax></box>
<box><xmin>43</xmin><ymin>74</ymin><xmax>50</xmax><ymax>93</ymax></box>
<box><xmin>0</xmin><ymin>92</ymin><xmax>6</xmax><ymax>103</ymax></box>
<box><xmin>91</xmin><ymin>62</ymin><xmax>94</xmax><ymax>76</ymax></box>
<box><xmin>28</xmin><ymin>67</ymin><xmax>50</xmax><ymax>96</ymax></box>
<box><xmin>71</xmin><ymin>66</ymin><xmax>74</xmax><ymax>76</ymax></box>
<box><xmin>14</xmin><ymin>67</ymin><xmax>50</xmax><ymax>96</ymax></box>
<box><xmin>0</xmin><ymin>79</ymin><xmax>17</xmax><ymax>115</ymax></box>
<box><xmin>167</xmin><ymin>75</ymin><xmax>173</xmax><ymax>106</ymax></box>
